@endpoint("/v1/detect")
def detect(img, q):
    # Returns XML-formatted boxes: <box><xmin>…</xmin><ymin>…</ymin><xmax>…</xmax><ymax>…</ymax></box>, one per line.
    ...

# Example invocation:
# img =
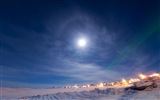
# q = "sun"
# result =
<box><xmin>77</xmin><ymin>38</ymin><xmax>87</xmax><ymax>47</ymax></box>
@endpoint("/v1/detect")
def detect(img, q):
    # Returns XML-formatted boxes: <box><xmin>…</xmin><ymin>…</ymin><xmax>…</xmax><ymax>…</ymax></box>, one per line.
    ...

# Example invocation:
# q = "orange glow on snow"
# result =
<box><xmin>71</xmin><ymin>72</ymin><xmax>159</xmax><ymax>89</ymax></box>
<box><xmin>149</xmin><ymin>73</ymin><xmax>159</xmax><ymax>77</ymax></box>
<box><xmin>122</xmin><ymin>79</ymin><xmax>128</xmax><ymax>85</ymax></box>
<box><xmin>139</xmin><ymin>74</ymin><xmax>146</xmax><ymax>79</ymax></box>
<box><xmin>98</xmin><ymin>83</ymin><xmax>104</xmax><ymax>87</ymax></box>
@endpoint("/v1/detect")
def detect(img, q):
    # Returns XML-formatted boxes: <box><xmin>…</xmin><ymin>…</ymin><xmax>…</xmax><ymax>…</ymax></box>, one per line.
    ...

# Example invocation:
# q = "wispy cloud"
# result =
<box><xmin>2</xmin><ymin>8</ymin><xmax>159</xmax><ymax>88</ymax></box>
<box><xmin>46</xmin><ymin>59</ymin><xmax>122</xmax><ymax>82</ymax></box>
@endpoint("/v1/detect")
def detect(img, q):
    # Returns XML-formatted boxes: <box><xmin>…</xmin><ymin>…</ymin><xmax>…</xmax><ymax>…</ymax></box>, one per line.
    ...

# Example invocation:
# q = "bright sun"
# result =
<box><xmin>77</xmin><ymin>38</ymin><xmax>87</xmax><ymax>47</ymax></box>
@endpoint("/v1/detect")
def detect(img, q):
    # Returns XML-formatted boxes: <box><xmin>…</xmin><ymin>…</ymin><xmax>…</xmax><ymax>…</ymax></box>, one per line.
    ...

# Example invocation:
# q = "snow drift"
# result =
<box><xmin>19</xmin><ymin>86</ymin><xmax>160</xmax><ymax>100</ymax></box>
<box><xmin>20</xmin><ymin>76</ymin><xmax>160</xmax><ymax>100</ymax></box>
<box><xmin>1</xmin><ymin>74</ymin><xmax>160</xmax><ymax>100</ymax></box>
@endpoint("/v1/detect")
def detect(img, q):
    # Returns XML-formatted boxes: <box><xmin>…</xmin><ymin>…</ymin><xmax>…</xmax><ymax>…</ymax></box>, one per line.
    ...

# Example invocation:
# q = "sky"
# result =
<box><xmin>1</xmin><ymin>0</ymin><xmax>160</xmax><ymax>88</ymax></box>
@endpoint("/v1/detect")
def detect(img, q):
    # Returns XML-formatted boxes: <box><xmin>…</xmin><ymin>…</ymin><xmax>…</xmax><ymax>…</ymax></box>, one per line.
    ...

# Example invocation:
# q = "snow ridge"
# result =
<box><xmin>19</xmin><ymin>87</ymin><xmax>160</xmax><ymax>100</ymax></box>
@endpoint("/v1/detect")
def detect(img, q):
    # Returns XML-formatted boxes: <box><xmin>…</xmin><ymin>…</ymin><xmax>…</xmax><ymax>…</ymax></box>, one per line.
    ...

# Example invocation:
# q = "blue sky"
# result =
<box><xmin>1</xmin><ymin>0</ymin><xmax>160</xmax><ymax>88</ymax></box>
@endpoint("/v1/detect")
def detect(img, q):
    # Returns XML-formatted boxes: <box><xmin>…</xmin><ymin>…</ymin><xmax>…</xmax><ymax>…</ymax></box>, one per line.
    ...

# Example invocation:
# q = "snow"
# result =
<box><xmin>0</xmin><ymin>87</ymin><xmax>96</xmax><ymax>99</ymax></box>
<box><xmin>0</xmin><ymin>86</ymin><xmax>128</xmax><ymax>99</ymax></box>
<box><xmin>1</xmin><ymin>78</ymin><xmax>160</xmax><ymax>100</ymax></box>
<box><xmin>18</xmin><ymin>87</ymin><xmax>160</xmax><ymax>100</ymax></box>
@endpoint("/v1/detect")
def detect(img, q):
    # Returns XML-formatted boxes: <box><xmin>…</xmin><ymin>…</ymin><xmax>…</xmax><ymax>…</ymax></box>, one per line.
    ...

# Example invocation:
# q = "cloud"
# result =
<box><xmin>47</xmin><ymin>59</ymin><xmax>122</xmax><ymax>82</ymax></box>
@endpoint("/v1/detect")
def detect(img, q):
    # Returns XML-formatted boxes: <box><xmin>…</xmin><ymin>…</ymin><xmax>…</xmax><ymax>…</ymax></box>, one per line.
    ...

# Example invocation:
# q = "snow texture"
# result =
<box><xmin>18</xmin><ymin>87</ymin><xmax>160</xmax><ymax>100</ymax></box>
<box><xmin>1</xmin><ymin>77</ymin><xmax>160</xmax><ymax>100</ymax></box>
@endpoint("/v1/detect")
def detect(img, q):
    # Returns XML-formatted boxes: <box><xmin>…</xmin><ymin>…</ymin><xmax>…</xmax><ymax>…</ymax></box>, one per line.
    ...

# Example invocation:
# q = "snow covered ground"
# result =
<box><xmin>1</xmin><ymin>84</ymin><xmax>160</xmax><ymax>100</ymax></box>
<box><xmin>1</xmin><ymin>77</ymin><xmax>160</xmax><ymax>100</ymax></box>
<box><xmin>0</xmin><ymin>86</ymin><xmax>128</xmax><ymax>99</ymax></box>
<box><xmin>19</xmin><ymin>87</ymin><xmax>160</xmax><ymax>100</ymax></box>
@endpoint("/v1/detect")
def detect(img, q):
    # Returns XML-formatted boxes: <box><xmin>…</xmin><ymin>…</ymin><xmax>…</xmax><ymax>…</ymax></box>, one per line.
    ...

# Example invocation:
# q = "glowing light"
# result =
<box><xmin>149</xmin><ymin>73</ymin><xmax>159</xmax><ymax>77</ymax></box>
<box><xmin>111</xmin><ymin>82</ymin><xmax>114</xmax><ymax>86</ymax></box>
<box><xmin>128</xmin><ymin>78</ymin><xmax>140</xmax><ymax>84</ymax></box>
<box><xmin>128</xmin><ymin>79</ymin><xmax>133</xmax><ymax>84</ymax></box>
<box><xmin>122</xmin><ymin>79</ymin><xmax>128</xmax><ymax>85</ymax></box>
<box><xmin>77</xmin><ymin>38</ymin><xmax>87</xmax><ymax>47</ymax></box>
<box><xmin>97</xmin><ymin>83</ymin><xmax>104</xmax><ymax>87</ymax></box>
<box><xmin>64</xmin><ymin>72</ymin><xmax>159</xmax><ymax>89</ymax></box>
<box><xmin>135</xmin><ymin>79</ymin><xmax>140</xmax><ymax>81</ymax></box>
<box><xmin>139</xmin><ymin>74</ymin><xmax>146</xmax><ymax>79</ymax></box>
<box><xmin>73</xmin><ymin>85</ymin><xmax>78</xmax><ymax>88</ymax></box>
<box><xmin>82</xmin><ymin>85</ymin><xmax>86</xmax><ymax>88</ymax></box>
